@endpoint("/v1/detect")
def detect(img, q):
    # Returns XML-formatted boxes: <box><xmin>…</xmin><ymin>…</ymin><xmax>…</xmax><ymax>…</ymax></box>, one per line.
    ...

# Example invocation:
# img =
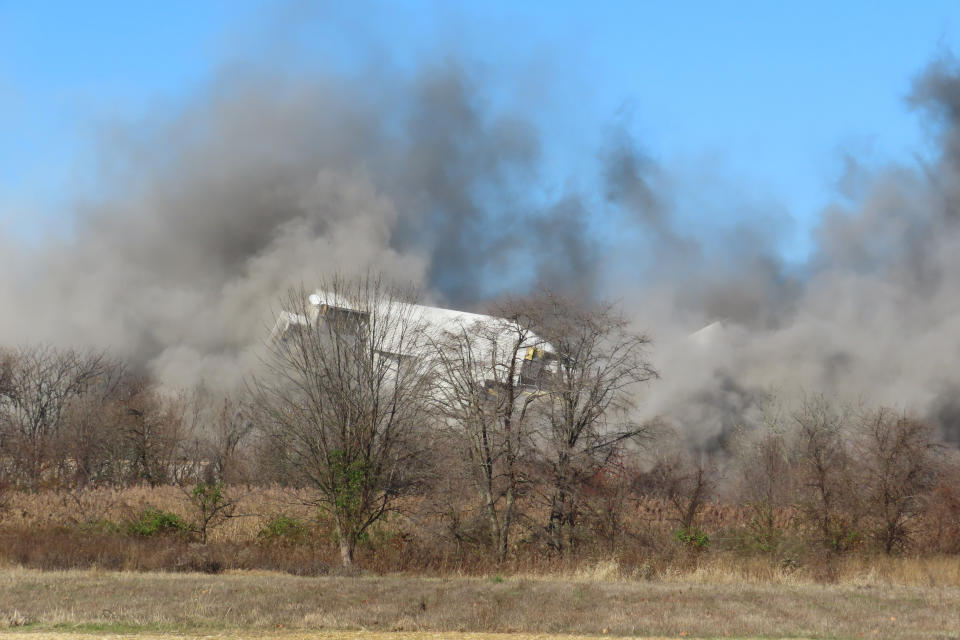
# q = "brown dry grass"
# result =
<box><xmin>0</xmin><ymin>568</ymin><xmax>958</xmax><ymax>639</ymax></box>
<box><xmin>0</xmin><ymin>634</ymin><xmax>814</xmax><ymax>640</ymax></box>
<box><xmin>0</xmin><ymin>486</ymin><xmax>319</xmax><ymax>542</ymax></box>
<box><xmin>4</xmin><ymin>526</ymin><xmax>960</xmax><ymax>586</ymax></box>
<box><xmin>2</xmin><ymin>486</ymin><xmax>960</xmax><ymax>585</ymax></box>
<box><xmin>0</xmin><ymin>635</ymin><xmax>816</xmax><ymax>640</ymax></box>
<box><xmin>0</xmin><ymin>486</ymin><xmax>801</xmax><ymax>544</ymax></box>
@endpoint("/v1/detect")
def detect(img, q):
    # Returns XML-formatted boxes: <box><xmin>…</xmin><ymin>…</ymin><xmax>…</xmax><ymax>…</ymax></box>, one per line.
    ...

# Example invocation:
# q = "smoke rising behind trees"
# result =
<box><xmin>4</xmin><ymin>41</ymin><xmax>960</xmax><ymax>448</ymax></box>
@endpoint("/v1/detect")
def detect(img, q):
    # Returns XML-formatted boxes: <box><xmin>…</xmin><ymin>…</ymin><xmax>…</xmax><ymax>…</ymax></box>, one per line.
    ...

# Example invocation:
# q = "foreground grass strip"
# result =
<box><xmin>0</xmin><ymin>568</ymin><xmax>958</xmax><ymax>639</ymax></box>
<box><xmin>0</xmin><ymin>634</ymin><xmax>813</xmax><ymax>640</ymax></box>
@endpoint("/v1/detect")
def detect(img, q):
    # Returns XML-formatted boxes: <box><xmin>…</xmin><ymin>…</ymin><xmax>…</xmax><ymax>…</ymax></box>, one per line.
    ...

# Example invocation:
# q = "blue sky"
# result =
<box><xmin>2</xmin><ymin>0</ymin><xmax>960</xmax><ymax>257</ymax></box>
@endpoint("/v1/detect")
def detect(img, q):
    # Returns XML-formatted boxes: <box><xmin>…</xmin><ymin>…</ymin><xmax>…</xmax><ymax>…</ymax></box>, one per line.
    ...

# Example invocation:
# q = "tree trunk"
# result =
<box><xmin>477</xmin><ymin>477</ymin><xmax>502</xmax><ymax>554</ymax></box>
<box><xmin>549</xmin><ymin>453</ymin><xmax>574</xmax><ymax>554</ymax></box>
<box><xmin>548</xmin><ymin>490</ymin><xmax>567</xmax><ymax>554</ymax></box>
<box><xmin>335</xmin><ymin>519</ymin><xmax>355</xmax><ymax>567</ymax></box>
<box><xmin>499</xmin><ymin>485</ymin><xmax>515</xmax><ymax>562</ymax></box>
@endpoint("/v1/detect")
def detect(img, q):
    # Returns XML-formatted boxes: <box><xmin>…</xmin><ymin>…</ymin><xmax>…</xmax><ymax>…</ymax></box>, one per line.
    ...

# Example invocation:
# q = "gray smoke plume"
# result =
<box><xmin>0</xmin><ymin>62</ymin><xmax>596</xmax><ymax>390</ymax></box>
<box><xmin>4</xmin><ymin>33</ymin><xmax>960</xmax><ymax>448</ymax></box>
<box><xmin>627</xmin><ymin>55</ymin><xmax>960</xmax><ymax>448</ymax></box>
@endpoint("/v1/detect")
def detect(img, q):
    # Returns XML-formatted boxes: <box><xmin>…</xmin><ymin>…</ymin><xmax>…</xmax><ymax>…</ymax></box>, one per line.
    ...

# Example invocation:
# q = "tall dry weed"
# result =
<box><xmin>1</xmin><ymin>485</ymin><xmax>958</xmax><ymax>585</ymax></box>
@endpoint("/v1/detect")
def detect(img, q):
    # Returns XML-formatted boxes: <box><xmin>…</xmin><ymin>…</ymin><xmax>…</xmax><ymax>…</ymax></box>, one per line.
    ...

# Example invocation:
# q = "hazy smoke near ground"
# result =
<box><xmin>4</xmin><ymin>40</ymin><xmax>960</xmax><ymax>448</ymax></box>
<box><xmin>630</xmin><ymin>57</ymin><xmax>960</xmax><ymax>448</ymax></box>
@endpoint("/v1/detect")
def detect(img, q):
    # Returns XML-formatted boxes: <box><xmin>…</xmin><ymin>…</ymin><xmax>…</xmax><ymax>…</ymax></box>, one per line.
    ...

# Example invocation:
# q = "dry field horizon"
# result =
<box><xmin>0</xmin><ymin>568</ymin><xmax>958</xmax><ymax>640</ymax></box>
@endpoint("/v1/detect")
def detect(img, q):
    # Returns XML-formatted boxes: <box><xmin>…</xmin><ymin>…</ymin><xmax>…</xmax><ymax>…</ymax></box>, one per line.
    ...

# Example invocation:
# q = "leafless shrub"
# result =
<box><xmin>0</xmin><ymin>472</ymin><xmax>9</xmax><ymax>524</ymax></box>
<box><xmin>731</xmin><ymin>403</ymin><xmax>796</xmax><ymax>552</ymax></box>
<box><xmin>204</xmin><ymin>395</ymin><xmax>255</xmax><ymax>484</ymax></box>
<box><xmin>640</xmin><ymin>444</ymin><xmax>718</xmax><ymax>547</ymax></box>
<box><xmin>792</xmin><ymin>395</ymin><xmax>861</xmax><ymax>551</ymax></box>
<box><xmin>576</xmin><ymin>450</ymin><xmax>641</xmax><ymax>554</ymax></box>
<box><xmin>0</xmin><ymin>345</ymin><xmax>111</xmax><ymax>489</ymax></box>
<box><xmin>429</xmin><ymin>300</ymin><xmax>545</xmax><ymax>561</ymax></box>
<box><xmin>854</xmin><ymin>408</ymin><xmax>945</xmax><ymax>554</ymax></box>
<box><xmin>114</xmin><ymin>379</ymin><xmax>196</xmax><ymax>487</ymax></box>
<box><xmin>921</xmin><ymin>450</ymin><xmax>960</xmax><ymax>553</ymax></box>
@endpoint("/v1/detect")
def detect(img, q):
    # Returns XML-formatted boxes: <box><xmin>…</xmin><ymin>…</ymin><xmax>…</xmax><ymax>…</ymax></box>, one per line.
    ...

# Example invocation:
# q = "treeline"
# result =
<box><xmin>0</xmin><ymin>345</ymin><xmax>251</xmax><ymax>489</ymax></box>
<box><xmin>1</xmin><ymin>276</ymin><xmax>958</xmax><ymax>571</ymax></box>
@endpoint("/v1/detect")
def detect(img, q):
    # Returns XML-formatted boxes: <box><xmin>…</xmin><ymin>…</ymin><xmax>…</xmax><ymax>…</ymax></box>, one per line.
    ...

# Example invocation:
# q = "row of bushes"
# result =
<box><xmin>3</xmin><ymin>513</ymin><xmax>955</xmax><ymax>585</ymax></box>
<box><xmin>92</xmin><ymin>508</ymin><xmax>309</xmax><ymax>545</ymax></box>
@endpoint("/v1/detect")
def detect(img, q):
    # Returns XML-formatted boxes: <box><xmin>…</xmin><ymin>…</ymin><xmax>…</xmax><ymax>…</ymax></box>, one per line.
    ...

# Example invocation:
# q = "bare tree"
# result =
<box><xmin>60</xmin><ymin>358</ymin><xmax>127</xmax><ymax>488</ymax></box>
<box><xmin>430</xmin><ymin>307</ymin><xmax>546</xmax><ymax>561</ymax></box>
<box><xmin>526</xmin><ymin>293</ymin><xmax>657</xmax><ymax>554</ymax></box>
<box><xmin>252</xmin><ymin>276</ymin><xmax>433</xmax><ymax>567</ymax></box>
<box><xmin>0</xmin><ymin>349</ymin><xmax>19</xmax><ymax>490</ymax></box>
<box><xmin>175</xmin><ymin>388</ymin><xmax>255</xmax><ymax>485</ymax></box>
<box><xmin>0</xmin><ymin>345</ymin><xmax>109</xmax><ymax>488</ymax></box>
<box><xmin>577</xmin><ymin>449</ymin><xmax>639</xmax><ymax>554</ymax></box>
<box><xmin>855</xmin><ymin>408</ymin><xmax>943</xmax><ymax>554</ymax></box>
<box><xmin>204</xmin><ymin>395</ymin><xmax>255</xmax><ymax>485</ymax></box>
<box><xmin>650</xmin><ymin>451</ymin><xmax>716</xmax><ymax>542</ymax></box>
<box><xmin>733</xmin><ymin>414</ymin><xmax>795</xmax><ymax>552</ymax></box>
<box><xmin>113</xmin><ymin>379</ymin><xmax>195</xmax><ymax>486</ymax></box>
<box><xmin>925</xmin><ymin>451</ymin><xmax>960</xmax><ymax>553</ymax></box>
<box><xmin>0</xmin><ymin>350</ymin><xmax>12</xmax><ymax>399</ymax></box>
<box><xmin>792</xmin><ymin>395</ymin><xmax>860</xmax><ymax>550</ymax></box>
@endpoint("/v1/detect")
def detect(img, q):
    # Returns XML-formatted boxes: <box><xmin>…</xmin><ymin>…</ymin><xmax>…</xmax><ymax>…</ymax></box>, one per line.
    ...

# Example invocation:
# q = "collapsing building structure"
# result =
<box><xmin>272</xmin><ymin>290</ymin><xmax>558</xmax><ymax>390</ymax></box>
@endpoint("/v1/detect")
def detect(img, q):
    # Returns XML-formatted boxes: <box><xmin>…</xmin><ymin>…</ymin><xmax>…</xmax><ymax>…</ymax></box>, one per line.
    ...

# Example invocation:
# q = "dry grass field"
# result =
<box><xmin>3</xmin><ymin>485</ymin><xmax>959</xmax><ymax>579</ymax></box>
<box><xmin>0</xmin><ymin>630</ymin><xmax>820</xmax><ymax>640</ymax></box>
<box><xmin>2</xmin><ymin>486</ymin><xmax>959</xmax><ymax>639</ymax></box>
<box><xmin>2</xmin><ymin>485</ymin><xmax>766</xmax><ymax>544</ymax></box>
<box><xmin>0</xmin><ymin>568</ymin><xmax>958</xmax><ymax>639</ymax></box>
<box><xmin>0</xmin><ymin>634</ymin><xmax>824</xmax><ymax>640</ymax></box>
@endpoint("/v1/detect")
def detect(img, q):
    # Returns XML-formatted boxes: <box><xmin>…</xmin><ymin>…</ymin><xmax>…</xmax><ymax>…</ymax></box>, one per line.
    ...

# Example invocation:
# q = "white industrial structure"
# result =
<box><xmin>272</xmin><ymin>290</ymin><xmax>558</xmax><ymax>390</ymax></box>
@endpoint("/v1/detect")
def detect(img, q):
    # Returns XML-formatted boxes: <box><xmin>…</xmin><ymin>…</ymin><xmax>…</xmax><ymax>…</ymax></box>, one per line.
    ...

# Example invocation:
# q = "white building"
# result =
<box><xmin>272</xmin><ymin>290</ymin><xmax>558</xmax><ymax>390</ymax></box>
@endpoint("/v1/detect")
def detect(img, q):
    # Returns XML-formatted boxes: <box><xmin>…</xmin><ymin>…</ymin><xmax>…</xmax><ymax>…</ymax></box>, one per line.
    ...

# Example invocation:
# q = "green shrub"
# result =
<box><xmin>827</xmin><ymin>527</ymin><xmax>864</xmax><ymax>553</ymax></box>
<box><xmin>127</xmin><ymin>508</ymin><xmax>188</xmax><ymax>537</ymax></box>
<box><xmin>257</xmin><ymin>516</ymin><xmax>308</xmax><ymax>545</ymax></box>
<box><xmin>674</xmin><ymin>526</ymin><xmax>710</xmax><ymax>550</ymax></box>
<box><xmin>745</xmin><ymin>505</ymin><xmax>783</xmax><ymax>553</ymax></box>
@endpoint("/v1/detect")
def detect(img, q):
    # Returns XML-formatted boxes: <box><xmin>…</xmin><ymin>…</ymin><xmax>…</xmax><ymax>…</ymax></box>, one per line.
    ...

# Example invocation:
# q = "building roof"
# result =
<box><xmin>306</xmin><ymin>290</ymin><xmax>553</xmax><ymax>356</ymax></box>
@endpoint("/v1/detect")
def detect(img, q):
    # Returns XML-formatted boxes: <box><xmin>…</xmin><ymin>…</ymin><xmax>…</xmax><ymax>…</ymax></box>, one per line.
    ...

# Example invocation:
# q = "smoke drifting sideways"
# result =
<box><xmin>628</xmin><ymin>57</ymin><xmax>960</xmax><ymax>449</ymax></box>
<box><xmin>3</xmin><ymin>49</ymin><xmax>960</xmax><ymax>449</ymax></box>
<box><xmin>0</xmin><ymin>62</ymin><xmax>597</xmax><ymax>391</ymax></box>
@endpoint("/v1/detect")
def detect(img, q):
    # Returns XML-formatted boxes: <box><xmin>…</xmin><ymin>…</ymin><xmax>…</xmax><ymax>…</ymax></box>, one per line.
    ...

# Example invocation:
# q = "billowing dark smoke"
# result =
<box><xmin>0</xmin><ymin>62</ymin><xmax>596</xmax><ymax>389</ymax></box>
<box><xmin>4</xmin><ymin>40</ymin><xmax>960</xmax><ymax>448</ymax></box>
